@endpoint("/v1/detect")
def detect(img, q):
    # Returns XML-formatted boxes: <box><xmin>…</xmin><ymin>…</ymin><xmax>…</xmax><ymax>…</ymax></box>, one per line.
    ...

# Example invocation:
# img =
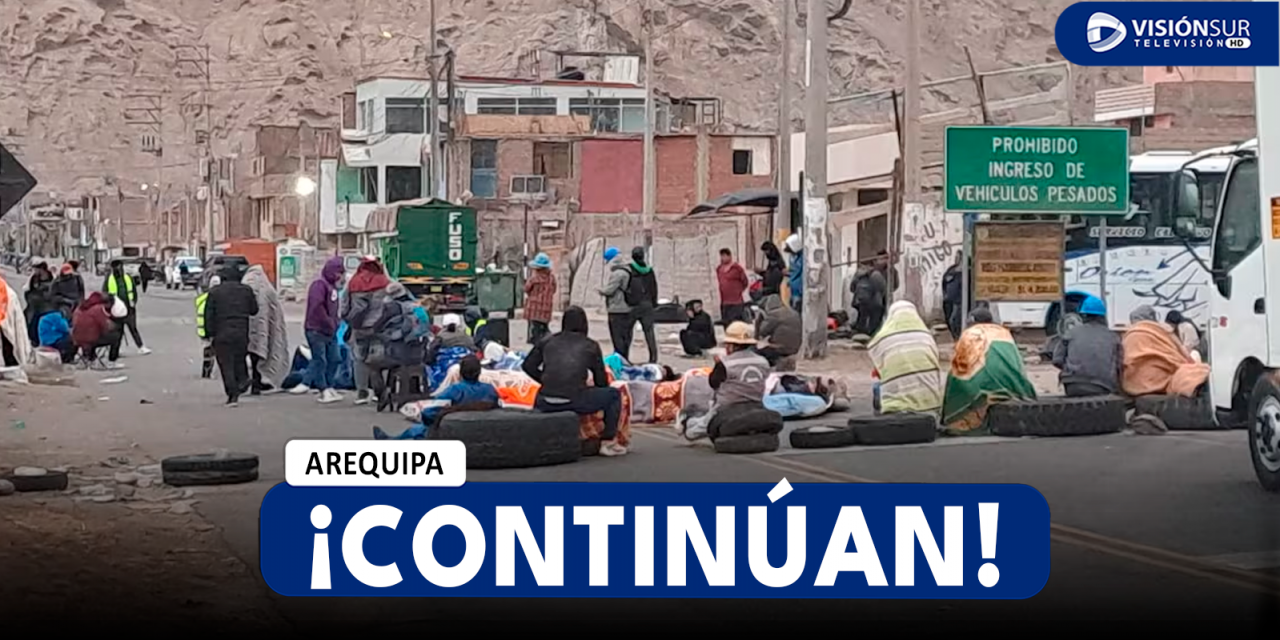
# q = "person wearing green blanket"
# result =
<box><xmin>941</xmin><ymin>306</ymin><xmax>1037</xmax><ymax>435</ymax></box>
<box><xmin>867</xmin><ymin>300</ymin><xmax>943</xmax><ymax>415</ymax></box>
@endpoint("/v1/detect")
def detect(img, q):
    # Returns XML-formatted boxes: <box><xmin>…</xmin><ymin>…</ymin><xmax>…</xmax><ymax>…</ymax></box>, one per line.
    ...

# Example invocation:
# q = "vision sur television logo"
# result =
<box><xmin>1087</xmin><ymin>12</ymin><xmax>1126</xmax><ymax>52</ymax></box>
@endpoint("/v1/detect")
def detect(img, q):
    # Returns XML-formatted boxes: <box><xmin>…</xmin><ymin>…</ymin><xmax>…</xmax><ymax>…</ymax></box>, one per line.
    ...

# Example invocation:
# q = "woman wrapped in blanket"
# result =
<box><xmin>940</xmin><ymin>307</ymin><xmax>1037</xmax><ymax>435</ymax></box>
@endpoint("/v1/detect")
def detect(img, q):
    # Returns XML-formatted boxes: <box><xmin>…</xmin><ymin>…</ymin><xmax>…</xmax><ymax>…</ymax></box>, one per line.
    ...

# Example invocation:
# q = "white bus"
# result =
<box><xmin>992</xmin><ymin>150</ymin><xmax>1229</xmax><ymax>335</ymax></box>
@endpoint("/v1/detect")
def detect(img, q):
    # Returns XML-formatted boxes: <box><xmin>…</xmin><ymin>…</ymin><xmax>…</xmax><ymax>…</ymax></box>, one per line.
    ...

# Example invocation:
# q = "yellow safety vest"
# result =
<box><xmin>467</xmin><ymin>318</ymin><xmax>486</xmax><ymax>336</ymax></box>
<box><xmin>195</xmin><ymin>292</ymin><xmax>208</xmax><ymax>338</ymax></box>
<box><xmin>107</xmin><ymin>273</ymin><xmax>134</xmax><ymax>301</ymax></box>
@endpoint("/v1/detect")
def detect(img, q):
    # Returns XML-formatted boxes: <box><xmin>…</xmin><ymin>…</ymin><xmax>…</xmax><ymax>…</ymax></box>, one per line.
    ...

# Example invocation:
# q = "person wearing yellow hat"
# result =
<box><xmin>679</xmin><ymin>320</ymin><xmax>770</xmax><ymax>441</ymax></box>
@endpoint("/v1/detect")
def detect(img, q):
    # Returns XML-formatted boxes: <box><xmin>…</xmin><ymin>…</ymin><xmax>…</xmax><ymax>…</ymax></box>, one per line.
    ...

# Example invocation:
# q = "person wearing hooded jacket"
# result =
<box><xmin>342</xmin><ymin>257</ymin><xmax>393</xmax><ymax>405</ymax></box>
<box><xmin>755</xmin><ymin>293</ymin><xmax>802</xmax><ymax>367</ymax></box>
<box><xmin>625</xmin><ymin>246</ymin><xmax>659</xmax><ymax>364</ymax></box>
<box><xmin>598</xmin><ymin>246</ymin><xmax>634</xmax><ymax>358</ymax></box>
<box><xmin>243</xmin><ymin>264</ymin><xmax>289</xmax><ymax>395</ymax></box>
<box><xmin>757</xmin><ymin>242</ymin><xmax>786</xmax><ymax>300</ymax></box>
<box><xmin>50</xmin><ymin>263</ymin><xmax>84</xmax><ymax>319</ymax></box>
<box><xmin>523</xmin><ymin>306</ymin><xmax>627</xmax><ymax>456</ymax></box>
<box><xmin>784</xmin><ymin>234</ymin><xmax>803</xmax><ymax>312</ymax></box>
<box><xmin>203</xmin><ymin>265</ymin><xmax>259</xmax><ymax>406</ymax></box>
<box><xmin>295</xmin><ymin>255</ymin><xmax>346</xmax><ymax>402</ymax></box>
<box><xmin>72</xmin><ymin>291</ymin><xmax>123</xmax><ymax>368</ymax></box>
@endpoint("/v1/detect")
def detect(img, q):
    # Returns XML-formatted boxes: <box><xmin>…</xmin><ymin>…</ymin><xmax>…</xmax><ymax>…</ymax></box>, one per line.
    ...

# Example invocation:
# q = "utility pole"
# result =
<box><xmin>898</xmin><ymin>0</ymin><xmax>922</xmax><ymax>304</ymax></box>
<box><xmin>641</xmin><ymin>0</ymin><xmax>656</xmax><ymax>253</ymax></box>
<box><xmin>427</xmin><ymin>0</ymin><xmax>440</xmax><ymax>200</ymax></box>
<box><xmin>177</xmin><ymin>44</ymin><xmax>213</xmax><ymax>257</ymax></box>
<box><xmin>775</xmin><ymin>0</ymin><xmax>792</xmax><ymax>244</ymax></box>
<box><xmin>124</xmin><ymin>93</ymin><xmax>163</xmax><ymax>257</ymax></box>
<box><xmin>801</xmin><ymin>0</ymin><xmax>829</xmax><ymax>359</ymax></box>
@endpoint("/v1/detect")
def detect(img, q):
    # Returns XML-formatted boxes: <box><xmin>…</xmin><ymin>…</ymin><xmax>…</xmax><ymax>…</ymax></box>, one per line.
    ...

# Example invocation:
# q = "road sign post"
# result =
<box><xmin>944</xmin><ymin>125</ymin><xmax>1129</xmax><ymax>321</ymax></box>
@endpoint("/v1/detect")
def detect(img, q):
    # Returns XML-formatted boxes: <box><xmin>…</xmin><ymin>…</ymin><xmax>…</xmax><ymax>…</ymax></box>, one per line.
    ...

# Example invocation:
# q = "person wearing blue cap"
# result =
<box><xmin>1051</xmin><ymin>295</ymin><xmax>1123</xmax><ymax>397</ymax></box>
<box><xmin>599</xmin><ymin>246</ymin><xmax>634</xmax><ymax>357</ymax></box>
<box><xmin>524</xmin><ymin>252</ymin><xmax>557</xmax><ymax>345</ymax></box>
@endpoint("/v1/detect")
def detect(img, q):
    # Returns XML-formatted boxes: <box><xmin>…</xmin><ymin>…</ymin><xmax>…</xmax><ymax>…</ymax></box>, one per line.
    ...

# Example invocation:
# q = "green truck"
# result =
<box><xmin>366</xmin><ymin>199</ymin><xmax>478</xmax><ymax>312</ymax></box>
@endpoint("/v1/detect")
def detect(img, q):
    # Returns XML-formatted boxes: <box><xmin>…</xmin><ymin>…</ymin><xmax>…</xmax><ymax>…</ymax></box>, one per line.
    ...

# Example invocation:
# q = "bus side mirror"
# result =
<box><xmin>1173</xmin><ymin>216</ymin><xmax>1199</xmax><ymax>239</ymax></box>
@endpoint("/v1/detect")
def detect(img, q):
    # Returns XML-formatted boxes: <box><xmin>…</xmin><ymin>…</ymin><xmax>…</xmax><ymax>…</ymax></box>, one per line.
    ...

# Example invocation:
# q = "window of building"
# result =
<box><xmin>470</xmin><ymin>139</ymin><xmax>498</xmax><ymax>198</ymax></box>
<box><xmin>569</xmin><ymin>98</ymin><xmax>646</xmax><ymax>133</ymax></box>
<box><xmin>533</xmin><ymin>141</ymin><xmax>571</xmax><ymax>179</ymax></box>
<box><xmin>856</xmin><ymin>188</ymin><xmax>889</xmax><ymax>206</ymax></box>
<box><xmin>358</xmin><ymin>100</ymin><xmax>374</xmax><ymax>132</ymax></box>
<box><xmin>732</xmin><ymin>149</ymin><xmax>752</xmax><ymax>175</ymax></box>
<box><xmin>477</xmin><ymin>97</ymin><xmax>559</xmax><ymax>115</ymax></box>
<box><xmin>1211</xmin><ymin>157</ymin><xmax>1260</xmax><ymax>294</ymax></box>
<box><xmin>359</xmin><ymin>167</ymin><xmax>379</xmax><ymax>202</ymax></box>
<box><xmin>385</xmin><ymin>98</ymin><xmax>425</xmax><ymax>134</ymax></box>
<box><xmin>386</xmin><ymin>166</ymin><xmax>422</xmax><ymax>203</ymax></box>
<box><xmin>1128</xmin><ymin>118</ymin><xmax>1143</xmax><ymax>137</ymax></box>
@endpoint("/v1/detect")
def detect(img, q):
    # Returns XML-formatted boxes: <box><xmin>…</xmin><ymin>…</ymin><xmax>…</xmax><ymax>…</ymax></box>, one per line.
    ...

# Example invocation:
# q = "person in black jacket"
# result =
<box><xmin>679</xmin><ymin>299</ymin><xmax>716</xmax><ymax>356</ymax></box>
<box><xmin>202</xmin><ymin>265</ymin><xmax>260</xmax><ymax>406</ymax></box>
<box><xmin>625</xmin><ymin>246</ymin><xmax>659</xmax><ymax>364</ymax></box>
<box><xmin>756</xmin><ymin>242</ymin><xmax>786</xmax><ymax>301</ymax></box>
<box><xmin>50</xmin><ymin>263</ymin><xmax>84</xmax><ymax>319</ymax></box>
<box><xmin>522</xmin><ymin>306</ymin><xmax>627</xmax><ymax>457</ymax></box>
<box><xmin>941</xmin><ymin>251</ymin><xmax>963</xmax><ymax>340</ymax></box>
<box><xmin>24</xmin><ymin>266</ymin><xmax>55</xmax><ymax>345</ymax></box>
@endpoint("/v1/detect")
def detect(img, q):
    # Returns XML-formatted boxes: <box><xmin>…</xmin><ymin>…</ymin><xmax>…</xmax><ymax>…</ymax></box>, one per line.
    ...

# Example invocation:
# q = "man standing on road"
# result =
<box><xmin>202</xmin><ymin>265</ymin><xmax>259</xmax><ymax>406</ymax></box>
<box><xmin>103</xmin><ymin>259</ymin><xmax>150</xmax><ymax>355</ymax></box>
<box><xmin>195</xmin><ymin>275</ymin><xmax>220</xmax><ymax>378</ymax></box>
<box><xmin>523</xmin><ymin>253</ymin><xmax>556</xmax><ymax>346</ymax></box>
<box><xmin>138</xmin><ymin>261</ymin><xmax>153</xmax><ymax>294</ymax></box>
<box><xmin>294</xmin><ymin>255</ymin><xmax>346</xmax><ymax>403</ymax></box>
<box><xmin>784</xmin><ymin>234</ymin><xmax>803</xmax><ymax>312</ymax></box>
<box><xmin>941</xmin><ymin>251</ymin><xmax>963</xmax><ymax>340</ymax></box>
<box><xmin>599</xmin><ymin>246</ymin><xmax>633</xmax><ymax>359</ymax></box>
<box><xmin>625</xmin><ymin>246</ymin><xmax>659</xmax><ymax>364</ymax></box>
<box><xmin>715</xmin><ymin>248</ymin><xmax>749</xmax><ymax>325</ymax></box>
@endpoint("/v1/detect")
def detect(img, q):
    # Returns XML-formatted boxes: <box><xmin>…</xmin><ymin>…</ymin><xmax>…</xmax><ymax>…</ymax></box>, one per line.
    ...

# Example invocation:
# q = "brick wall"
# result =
<box><xmin>580</xmin><ymin>139</ymin><xmax>644</xmax><ymax>213</ymax></box>
<box><xmin>1139</xmin><ymin>81</ymin><xmax>1256</xmax><ymax>151</ymax></box>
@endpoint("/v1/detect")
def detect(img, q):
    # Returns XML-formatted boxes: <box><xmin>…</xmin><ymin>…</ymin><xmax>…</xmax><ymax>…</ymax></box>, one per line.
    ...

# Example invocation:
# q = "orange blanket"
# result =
<box><xmin>1121</xmin><ymin>321</ymin><xmax>1209</xmax><ymax>397</ymax></box>
<box><xmin>488</xmin><ymin>370</ymin><xmax>632</xmax><ymax>447</ymax></box>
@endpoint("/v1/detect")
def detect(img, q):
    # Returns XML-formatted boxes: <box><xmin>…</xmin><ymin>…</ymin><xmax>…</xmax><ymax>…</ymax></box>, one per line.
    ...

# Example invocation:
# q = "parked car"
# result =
<box><xmin>198</xmin><ymin>254</ymin><xmax>249</xmax><ymax>290</ymax></box>
<box><xmin>166</xmin><ymin>256</ymin><xmax>203</xmax><ymax>289</ymax></box>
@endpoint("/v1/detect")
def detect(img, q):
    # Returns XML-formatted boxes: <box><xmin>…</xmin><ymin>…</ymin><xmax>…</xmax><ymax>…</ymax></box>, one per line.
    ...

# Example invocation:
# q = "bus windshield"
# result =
<box><xmin>1061</xmin><ymin>170</ymin><xmax>1219</xmax><ymax>252</ymax></box>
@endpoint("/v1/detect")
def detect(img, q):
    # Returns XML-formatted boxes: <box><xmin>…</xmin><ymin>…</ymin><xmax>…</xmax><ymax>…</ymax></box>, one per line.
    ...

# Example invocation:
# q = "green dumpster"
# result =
<box><xmin>475</xmin><ymin>270</ymin><xmax>520</xmax><ymax>314</ymax></box>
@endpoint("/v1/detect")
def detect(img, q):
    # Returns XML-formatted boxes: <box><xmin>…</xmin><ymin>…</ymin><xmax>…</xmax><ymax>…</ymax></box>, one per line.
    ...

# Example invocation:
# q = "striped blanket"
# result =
<box><xmin>868</xmin><ymin>302</ymin><xmax>943</xmax><ymax>414</ymax></box>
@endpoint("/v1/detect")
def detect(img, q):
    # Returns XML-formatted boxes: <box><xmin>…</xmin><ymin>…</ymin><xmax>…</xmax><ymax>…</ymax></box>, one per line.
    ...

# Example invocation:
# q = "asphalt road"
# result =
<box><xmin>11</xmin><ymin>273</ymin><xmax>1280</xmax><ymax>627</ymax></box>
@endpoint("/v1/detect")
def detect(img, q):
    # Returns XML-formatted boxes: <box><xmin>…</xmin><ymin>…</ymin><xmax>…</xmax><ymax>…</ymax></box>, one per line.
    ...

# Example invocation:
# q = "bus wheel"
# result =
<box><xmin>1246</xmin><ymin>375</ymin><xmax>1280</xmax><ymax>492</ymax></box>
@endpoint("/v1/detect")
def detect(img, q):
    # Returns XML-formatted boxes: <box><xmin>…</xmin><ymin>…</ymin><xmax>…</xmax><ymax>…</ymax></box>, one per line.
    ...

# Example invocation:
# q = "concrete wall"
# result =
<box><xmin>897</xmin><ymin>197</ymin><xmax>961</xmax><ymax>324</ymax></box>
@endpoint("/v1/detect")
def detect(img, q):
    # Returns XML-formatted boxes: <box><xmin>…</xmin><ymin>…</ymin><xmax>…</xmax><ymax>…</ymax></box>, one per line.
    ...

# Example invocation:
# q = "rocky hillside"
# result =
<box><xmin>0</xmin><ymin>0</ymin><xmax>1138</xmax><ymax>198</ymax></box>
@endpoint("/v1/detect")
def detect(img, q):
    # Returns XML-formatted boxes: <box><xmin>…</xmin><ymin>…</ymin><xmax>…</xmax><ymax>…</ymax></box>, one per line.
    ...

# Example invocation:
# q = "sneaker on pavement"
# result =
<box><xmin>105</xmin><ymin>361</ymin><xmax>125</xmax><ymax>370</ymax></box>
<box><xmin>138</xmin><ymin>347</ymin><xmax>153</xmax><ymax>355</ymax></box>
<box><xmin>317</xmin><ymin>389</ymin><xmax>341</xmax><ymax>404</ymax></box>
<box><xmin>354</xmin><ymin>392</ymin><xmax>371</xmax><ymax>406</ymax></box>
<box><xmin>599</xmin><ymin>441</ymin><xmax>628</xmax><ymax>457</ymax></box>
<box><xmin>290</xmin><ymin>385</ymin><xmax>311</xmax><ymax>395</ymax></box>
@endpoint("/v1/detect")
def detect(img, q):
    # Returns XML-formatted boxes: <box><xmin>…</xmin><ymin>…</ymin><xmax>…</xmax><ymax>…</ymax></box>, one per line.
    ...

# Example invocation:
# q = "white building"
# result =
<box><xmin>330</xmin><ymin>58</ymin><xmax>665</xmax><ymax>240</ymax></box>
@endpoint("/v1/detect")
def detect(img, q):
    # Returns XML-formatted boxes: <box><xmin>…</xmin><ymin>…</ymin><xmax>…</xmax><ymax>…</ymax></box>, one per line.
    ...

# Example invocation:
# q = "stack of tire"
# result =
<box><xmin>790</xmin><ymin>412</ymin><xmax>938</xmax><ymax>449</ymax></box>
<box><xmin>429</xmin><ymin>409</ymin><xmax>582</xmax><ymax>469</ymax></box>
<box><xmin>162</xmin><ymin>452</ymin><xmax>260</xmax><ymax>486</ymax></box>
<box><xmin>1132</xmin><ymin>394</ymin><xmax>1222</xmax><ymax>431</ymax></box>
<box><xmin>984</xmin><ymin>395</ymin><xmax>1128</xmax><ymax>437</ymax></box>
<box><xmin>709</xmin><ymin>403</ymin><xmax>786</xmax><ymax>454</ymax></box>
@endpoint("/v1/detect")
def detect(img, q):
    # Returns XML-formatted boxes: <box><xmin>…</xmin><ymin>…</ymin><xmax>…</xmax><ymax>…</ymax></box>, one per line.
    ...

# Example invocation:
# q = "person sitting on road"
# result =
<box><xmin>373</xmin><ymin>355</ymin><xmax>498</xmax><ymax>440</ymax></box>
<box><xmin>36</xmin><ymin>307</ymin><xmax>75</xmax><ymax>363</ymax></box>
<box><xmin>1164</xmin><ymin>309</ymin><xmax>1202</xmax><ymax>357</ymax></box>
<box><xmin>1051</xmin><ymin>295</ymin><xmax>1123</xmax><ymax>397</ymax></box>
<box><xmin>522</xmin><ymin>306</ymin><xmax>627</xmax><ymax>457</ymax></box>
<box><xmin>679</xmin><ymin>299</ymin><xmax>716</xmax><ymax>357</ymax></box>
<box><xmin>755</xmin><ymin>293</ymin><xmax>801</xmax><ymax>367</ymax></box>
<box><xmin>71</xmin><ymin>292</ymin><xmax>123</xmax><ymax>369</ymax></box>
<box><xmin>867</xmin><ymin>300</ymin><xmax>943</xmax><ymax>415</ymax></box>
<box><xmin>941</xmin><ymin>307</ymin><xmax>1037</xmax><ymax>435</ymax></box>
<box><xmin>679</xmin><ymin>321</ymin><xmax>770</xmax><ymax>442</ymax></box>
<box><xmin>1121</xmin><ymin>304</ymin><xmax>1209</xmax><ymax>398</ymax></box>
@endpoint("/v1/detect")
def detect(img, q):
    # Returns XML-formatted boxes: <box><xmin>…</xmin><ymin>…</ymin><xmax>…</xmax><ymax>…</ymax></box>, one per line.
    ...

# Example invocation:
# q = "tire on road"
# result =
<box><xmin>848</xmin><ymin>412</ymin><xmax>938</xmax><ymax>445</ymax></box>
<box><xmin>1133</xmin><ymin>394</ymin><xmax>1219</xmax><ymax>430</ymax></box>
<box><xmin>713</xmin><ymin>433</ymin><xmax>780</xmax><ymax>454</ymax></box>
<box><xmin>161</xmin><ymin>452</ymin><xmax>259</xmax><ymax>474</ymax></box>
<box><xmin>429</xmin><ymin>409</ymin><xmax>580</xmax><ymax>469</ymax></box>
<box><xmin>986</xmin><ymin>395</ymin><xmax>1127</xmax><ymax>437</ymax></box>
<box><xmin>710</xmin><ymin>403</ymin><xmax>784</xmax><ymax>438</ymax></box>
<box><xmin>163</xmin><ymin>467</ymin><xmax>259</xmax><ymax>487</ymax></box>
<box><xmin>789</xmin><ymin>424</ymin><xmax>857</xmax><ymax>449</ymax></box>
<box><xmin>2</xmin><ymin>469</ymin><xmax>69</xmax><ymax>492</ymax></box>
<box><xmin>1246</xmin><ymin>375</ymin><xmax>1280</xmax><ymax>493</ymax></box>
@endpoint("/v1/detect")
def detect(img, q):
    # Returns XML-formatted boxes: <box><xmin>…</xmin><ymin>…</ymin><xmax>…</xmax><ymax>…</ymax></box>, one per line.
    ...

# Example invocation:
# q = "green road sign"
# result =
<box><xmin>944</xmin><ymin>126</ymin><xmax>1130</xmax><ymax>215</ymax></box>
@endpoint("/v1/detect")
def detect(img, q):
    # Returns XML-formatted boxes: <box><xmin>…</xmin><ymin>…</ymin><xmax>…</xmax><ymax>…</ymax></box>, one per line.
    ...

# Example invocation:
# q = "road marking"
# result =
<box><xmin>1160</xmin><ymin>432</ymin><xmax>1244</xmax><ymax>449</ymax></box>
<box><xmin>633</xmin><ymin>430</ymin><xmax>1280</xmax><ymax>599</ymax></box>
<box><xmin>1197</xmin><ymin>550</ymin><xmax>1280</xmax><ymax>571</ymax></box>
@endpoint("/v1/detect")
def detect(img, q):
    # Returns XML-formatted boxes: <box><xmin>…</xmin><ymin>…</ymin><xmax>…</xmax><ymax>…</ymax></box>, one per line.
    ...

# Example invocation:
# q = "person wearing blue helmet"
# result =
<box><xmin>1051</xmin><ymin>294</ymin><xmax>1123</xmax><ymax>397</ymax></box>
<box><xmin>599</xmin><ymin>246</ymin><xmax>634</xmax><ymax>358</ymax></box>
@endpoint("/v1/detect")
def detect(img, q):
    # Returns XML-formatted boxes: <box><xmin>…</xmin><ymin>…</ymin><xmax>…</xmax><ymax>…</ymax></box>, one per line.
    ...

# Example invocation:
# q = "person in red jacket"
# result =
<box><xmin>716</xmin><ymin>248</ymin><xmax>749</xmax><ymax>325</ymax></box>
<box><xmin>72</xmin><ymin>292</ymin><xmax>123</xmax><ymax>369</ymax></box>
